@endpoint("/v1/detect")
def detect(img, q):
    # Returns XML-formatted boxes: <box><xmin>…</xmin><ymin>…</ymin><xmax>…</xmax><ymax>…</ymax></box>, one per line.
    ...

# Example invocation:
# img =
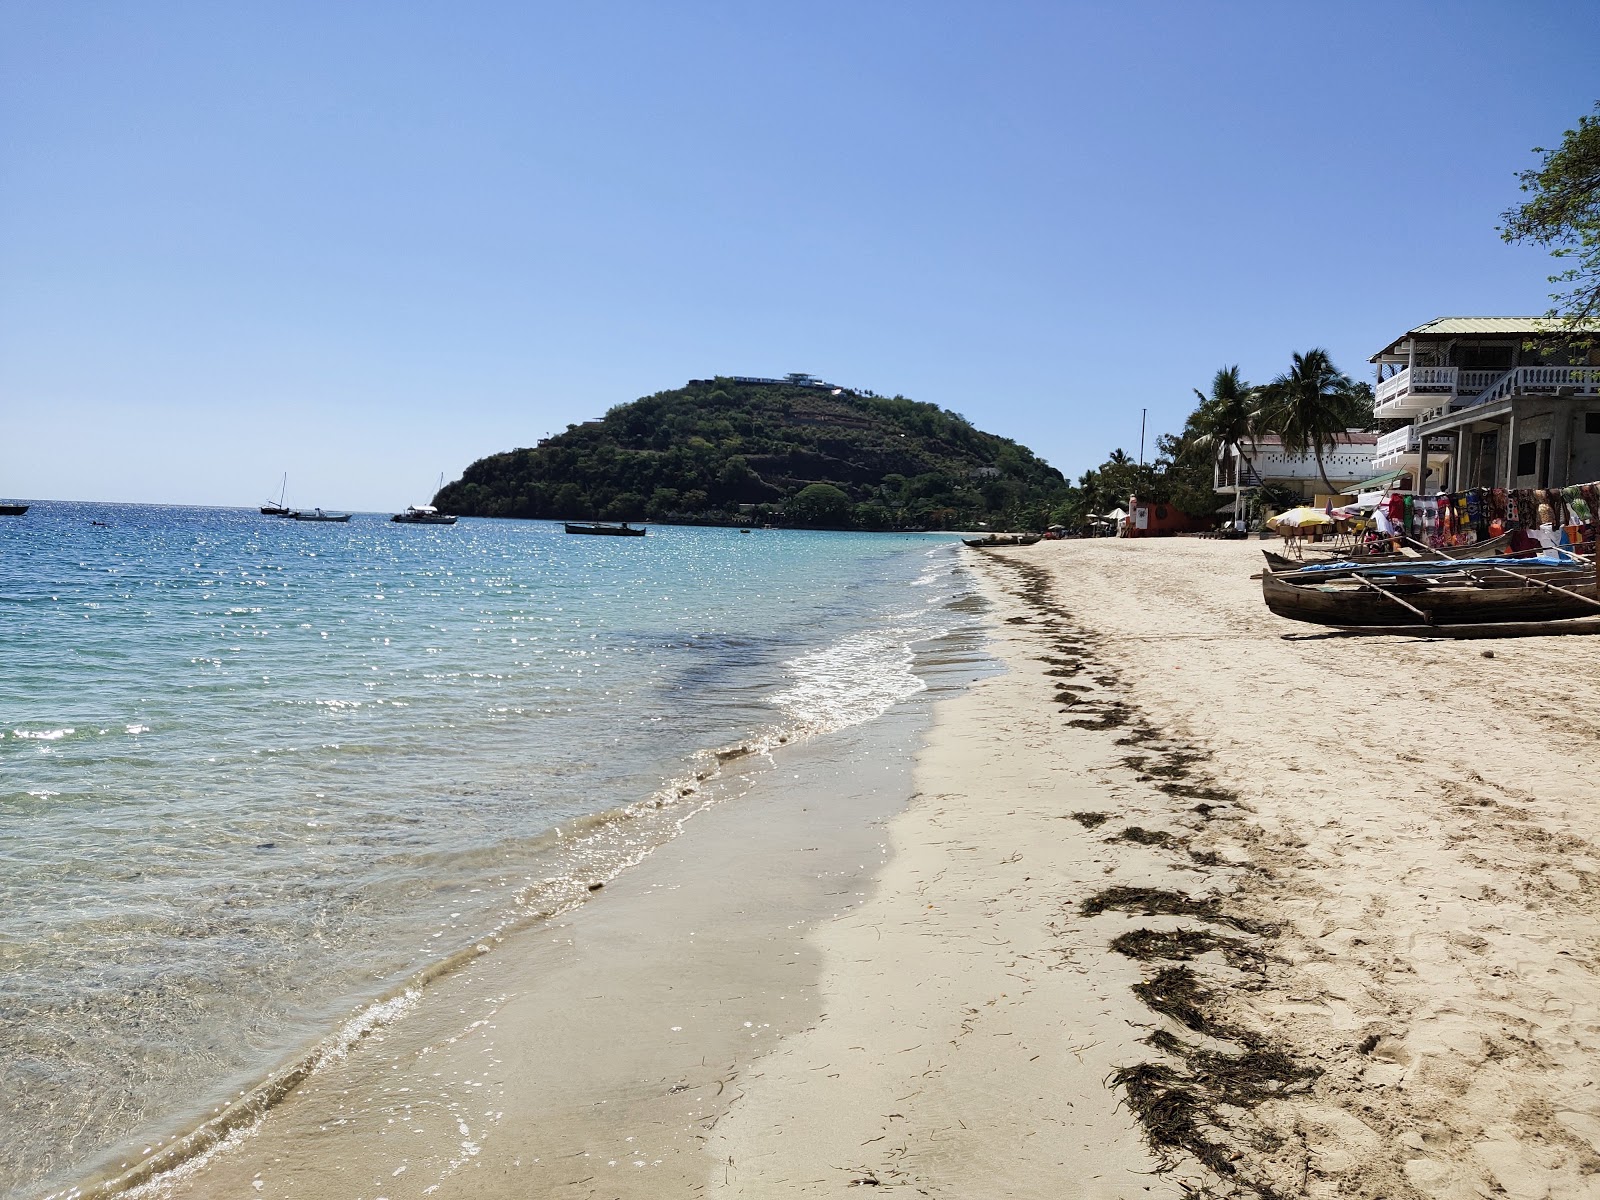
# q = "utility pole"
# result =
<box><xmin>1138</xmin><ymin>408</ymin><xmax>1147</xmax><ymax>467</ymax></box>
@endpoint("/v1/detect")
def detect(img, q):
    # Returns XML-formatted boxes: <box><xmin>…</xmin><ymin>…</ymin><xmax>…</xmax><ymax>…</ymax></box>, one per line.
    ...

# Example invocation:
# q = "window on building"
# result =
<box><xmin>1586</xmin><ymin>411</ymin><xmax>1600</xmax><ymax>435</ymax></box>
<box><xmin>1539</xmin><ymin>438</ymin><xmax>1552</xmax><ymax>488</ymax></box>
<box><xmin>1517</xmin><ymin>442</ymin><xmax>1538</xmax><ymax>476</ymax></box>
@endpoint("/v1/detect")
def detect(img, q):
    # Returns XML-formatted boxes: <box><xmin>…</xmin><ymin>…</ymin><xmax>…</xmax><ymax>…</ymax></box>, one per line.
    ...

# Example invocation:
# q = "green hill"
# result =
<box><xmin>436</xmin><ymin>376</ymin><xmax>1067</xmax><ymax>530</ymax></box>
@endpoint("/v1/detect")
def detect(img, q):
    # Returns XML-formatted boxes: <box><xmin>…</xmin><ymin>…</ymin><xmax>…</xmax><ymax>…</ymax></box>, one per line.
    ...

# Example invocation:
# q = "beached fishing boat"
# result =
<box><xmin>291</xmin><ymin>508</ymin><xmax>351</xmax><ymax>523</ymax></box>
<box><xmin>564</xmin><ymin>522</ymin><xmax>646</xmax><ymax>537</ymax></box>
<box><xmin>0</xmin><ymin>503</ymin><xmax>28</xmax><ymax>516</ymax></box>
<box><xmin>1261</xmin><ymin>563</ymin><xmax>1600</xmax><ymax>628</ymax></box>
<box><xmin>1261</xmin><ymin>533</ymin><xmax>1521</xmax><ymax>574</ymax></box>
<box><xmin>962</xmin><ymin>534</ymin><xmax>1041</xmax><ymax>547</ymax></box>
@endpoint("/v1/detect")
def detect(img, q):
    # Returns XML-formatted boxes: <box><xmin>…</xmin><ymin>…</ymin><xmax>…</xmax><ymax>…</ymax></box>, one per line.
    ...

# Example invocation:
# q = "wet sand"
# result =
<box><xmin>129</xmin><ymin>707</ymin><xmax>928</xmax><ymax>1200</ymax></box>
<box><xmin>99</xmin><ymin>537</ymin><xmax>1600</xmax><ymax>1199</ymax></box>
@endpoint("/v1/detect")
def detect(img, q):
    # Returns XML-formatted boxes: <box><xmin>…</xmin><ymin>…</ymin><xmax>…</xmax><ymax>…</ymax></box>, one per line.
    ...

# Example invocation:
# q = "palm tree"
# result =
<box><xmin>1255</xmin><ymin>349</ymin><xmax>1360</xmax><ymax>496</ymax></box>
<box><xmin>1187</xmin><ymin>366</ymin><xmax>1256</xmax><ymax>529</ymax></box>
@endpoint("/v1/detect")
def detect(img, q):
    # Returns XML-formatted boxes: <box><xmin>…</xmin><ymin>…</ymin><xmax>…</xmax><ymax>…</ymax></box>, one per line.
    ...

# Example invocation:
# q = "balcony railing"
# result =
<box><xmin>1465</xmin><ymin>365</ymin><xmax>1600</xmax><ymax>409</ymax></box>
<box><xmin>1373</xmin><ymin>426</ymin><xmax>1455</xmax><ymax>465</ymax></box>
<box><xmin>1376</xmin><ymin>366</ymin><xmax>1456</xmax><ymax>407</ymax></box>
<box><xmin>1375</xmin><ymin>367</ymin><xmax>1511</xmax><ymax>416</ymax></box>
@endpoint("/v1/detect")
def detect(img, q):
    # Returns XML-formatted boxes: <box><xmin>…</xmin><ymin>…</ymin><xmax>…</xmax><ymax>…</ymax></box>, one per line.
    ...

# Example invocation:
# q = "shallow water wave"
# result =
<box><xmin>770</xmin><ymin>630</ymin><xmax>929</xmax><ymax>732</ymax></box>
<box><xmin>0</xmin><ymin>505</ymin><xmax>974</xmax><ymax>1200</ymax></box>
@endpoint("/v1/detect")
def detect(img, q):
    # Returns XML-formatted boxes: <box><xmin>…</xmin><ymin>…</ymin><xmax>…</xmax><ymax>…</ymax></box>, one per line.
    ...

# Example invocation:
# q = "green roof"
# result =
<box><xmin>1410</xmin><ymin>317</ymin><xmax>1561</xmax><ymax>336</ymax></box>
<box><xmin>1341</xmin><ymin>468</ymin><xmax>1409</xmax><ymax>495</ymax></box>
<box><xmin>1370</xmin><ymin>316</ymin><xmax>1600</xmax><ymax>360</ymax></box>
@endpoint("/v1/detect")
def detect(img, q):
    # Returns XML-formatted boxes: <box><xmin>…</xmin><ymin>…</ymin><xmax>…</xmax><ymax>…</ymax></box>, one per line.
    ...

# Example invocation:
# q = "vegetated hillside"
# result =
<box><xmin>436</xmin><ymin>377</ymin><xmax>1067</xmax><ymax>529</ymax></box>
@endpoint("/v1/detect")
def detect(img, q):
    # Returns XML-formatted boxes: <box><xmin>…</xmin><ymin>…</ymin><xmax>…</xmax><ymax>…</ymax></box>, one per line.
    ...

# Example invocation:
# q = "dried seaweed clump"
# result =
<box><xmin>1132</xmin><ymin>966</ymin><xmax>1234</xmax><ymax>1037</ymax></box>
<box><xmin>1115</xmin><ymin>826</ymin><xmax>1178</xmax><ymax>848</ymax></box>
<box><xmin>1080</xmin><ymin>886</ymin><xmax>1275</xmax><ymax>936</ymax></box>
<box><xmin>1070</xmin><ymin>811</ymin><xmax>1109</xmax><ymax>829</ymax></box>
<box><xmin>1109</xmin><ymin>927</ymin><xmax>1263</xmax><ymax>971</ymax></box>
<box><xmin>1111</xmin><ymin>1038</ymin><xmax>1316</xmax><ymax>1198</ymax></box>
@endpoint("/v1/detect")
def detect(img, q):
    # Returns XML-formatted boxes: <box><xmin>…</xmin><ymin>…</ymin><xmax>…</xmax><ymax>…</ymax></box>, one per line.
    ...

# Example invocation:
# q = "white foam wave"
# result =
<box><xmin>769</xmin><ymin>631</ymin><xmax>926</xmax><ymax>733</ymax></box>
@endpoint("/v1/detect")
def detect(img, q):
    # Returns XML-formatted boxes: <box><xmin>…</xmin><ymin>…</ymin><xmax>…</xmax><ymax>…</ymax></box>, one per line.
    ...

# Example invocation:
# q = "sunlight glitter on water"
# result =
<box><xmin>0</xmin><ymin>504</ymin><xmax>980</xmax><ymax>1200</ymax></box>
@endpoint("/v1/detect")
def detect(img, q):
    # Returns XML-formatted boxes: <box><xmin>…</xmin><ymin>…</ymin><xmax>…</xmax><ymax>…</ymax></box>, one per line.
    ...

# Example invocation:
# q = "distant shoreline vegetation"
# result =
<box><xmin>436</xmin><ymin>376</ymin><xmax>1070</xmax><ymax>531</ymax></box>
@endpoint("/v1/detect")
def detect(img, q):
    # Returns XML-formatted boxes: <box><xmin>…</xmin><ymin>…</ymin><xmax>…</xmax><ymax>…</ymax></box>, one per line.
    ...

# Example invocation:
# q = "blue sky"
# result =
<box><xmin>1</xmin><ymin>1</ymin><xmax>1593</xmax><ymax>509</ymax></box>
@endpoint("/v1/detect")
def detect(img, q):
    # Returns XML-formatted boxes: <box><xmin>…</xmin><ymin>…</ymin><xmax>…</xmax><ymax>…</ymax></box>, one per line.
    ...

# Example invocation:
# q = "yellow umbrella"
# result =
<box><xmin>1266</xmin><ymin>506</ymin><xmax>1334</xmax><ymax>529</ymax></box>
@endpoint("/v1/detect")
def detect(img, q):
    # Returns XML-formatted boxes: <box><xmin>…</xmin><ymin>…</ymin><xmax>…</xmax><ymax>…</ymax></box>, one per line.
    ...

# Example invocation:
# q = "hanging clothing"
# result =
<box><xmin>1564</xmin><ymin>486</ymin><xmax>1591</xmax><ymax>523</ymax></box>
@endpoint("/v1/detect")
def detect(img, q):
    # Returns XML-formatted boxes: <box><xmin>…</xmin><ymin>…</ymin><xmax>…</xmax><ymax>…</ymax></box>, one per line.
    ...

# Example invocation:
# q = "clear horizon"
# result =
<box><xmin>2</xmin><ymin>1</ymin><xmax>1593</xmax><ymax>509</ymax></box>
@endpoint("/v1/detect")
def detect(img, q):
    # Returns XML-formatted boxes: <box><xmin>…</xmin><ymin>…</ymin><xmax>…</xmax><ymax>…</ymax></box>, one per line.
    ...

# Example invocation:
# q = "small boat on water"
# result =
<box><xmin>1261</xmin><ymin>559</ymin><xmax>1600</xmax><ymax>629</ymax></box>
<box><xmin>261</xmin><ymin>473</ymin><xmax>291</xmax><ymax>516</ymax></box>
<box><xmin>564</xmin><ymin>522</ymin><xmax>646</xmax><ymax>537</ymax></box>
<box><xmin>0</xmin><ymin>503</ymin><xmax>28</xmax><ymax>516</ymax></box>
<box><xmin>391</xmin><ymin>505</ymin><xmax>457</xmax><ymax>525</ymax></box>
<box><xmin>291</xmin><ymin>508</ymin><xmax>351</xmax><ymax>523</ymax></box>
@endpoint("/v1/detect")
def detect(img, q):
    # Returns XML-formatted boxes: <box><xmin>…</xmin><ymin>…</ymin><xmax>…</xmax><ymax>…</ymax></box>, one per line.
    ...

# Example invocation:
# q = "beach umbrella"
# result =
<box><xmin>1266</xmin><ymin>506</ymin><xmax>1334</xmax><ymax>529</ymax></box>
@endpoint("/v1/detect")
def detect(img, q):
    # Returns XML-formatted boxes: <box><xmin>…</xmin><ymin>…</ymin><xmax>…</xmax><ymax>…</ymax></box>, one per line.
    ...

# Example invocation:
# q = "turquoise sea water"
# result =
<box><xmin>0</xmin><ymin>503</ymin><xmax>977</xmax><ymax>1199</ymax></box>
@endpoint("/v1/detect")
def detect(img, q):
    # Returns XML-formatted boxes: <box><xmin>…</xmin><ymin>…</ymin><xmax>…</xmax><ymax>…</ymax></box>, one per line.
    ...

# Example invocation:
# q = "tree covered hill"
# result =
<box><xmin>436</xmin><ymin>377</ymin><xmax>1067</xmax><ymax>529</ymax></box>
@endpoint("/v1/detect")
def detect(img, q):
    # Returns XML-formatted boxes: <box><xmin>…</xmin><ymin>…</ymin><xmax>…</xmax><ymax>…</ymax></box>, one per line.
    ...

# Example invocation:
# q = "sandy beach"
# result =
<box><xmin>716</xmin><ymin>538</ymin><xmax>1600</xmax><ymax>1198</ymax></box>
<box><xmin>105</xmin><ymin>537</ymin><xmax>1600</xmax><ymax>1200</ymax></box>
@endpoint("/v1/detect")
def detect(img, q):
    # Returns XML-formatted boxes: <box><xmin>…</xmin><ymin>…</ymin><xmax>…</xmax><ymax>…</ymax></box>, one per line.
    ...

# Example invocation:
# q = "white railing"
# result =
<box><xmin>1375</xmin><ymin>426</ymin><xmax>1416</xmax><ymax>457</ymax></box>
<box><xmin>1374</xmin><ymin>426</ymin><xmax>1455</xmax><ymax>464</ymax></box>
<box><xmin>1458</xmin><ymin>369</ymin><xmax>1503</xmax><ymax>394</ymax></box>
<box><xmin>1376</xmin><ymin>366</ymin><xmax>1461</xmax><ymax>407</ymax></box>
<box><xmin>1463</xmin><ymin>365</ymin><xmax>1600</xmax><ymax>409</ymax></box>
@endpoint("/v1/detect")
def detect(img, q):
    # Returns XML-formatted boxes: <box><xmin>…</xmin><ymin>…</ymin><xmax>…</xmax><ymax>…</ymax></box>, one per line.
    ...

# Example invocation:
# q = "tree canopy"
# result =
<box><xmin>436</xmin><ymin>377</ymin><xmax>1068</xmax><ymax>530</ymax></box>
<box><xmin>1501</xmin><ymin>100</ymin><xmax>1600</xmax><ymax>327</ymax></box>
<box><xmin>1254</xmin><ymin>349</ymin><xmax>1369</xmax><ymax>494</ymax></box>
<box><xmin>1052</xmin><ymin>348</ymin><xmax>1373</xmax><ymax>531</ymax></box>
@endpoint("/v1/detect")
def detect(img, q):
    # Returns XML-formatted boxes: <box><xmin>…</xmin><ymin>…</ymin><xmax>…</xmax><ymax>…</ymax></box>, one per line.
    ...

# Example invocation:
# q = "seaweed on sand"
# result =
<box><xmin>1080</xmin><ymin>887</ymin><xmax>1277</xmax><ymax>937</ymax></box>
<box><xmin>1111</xmin><ymin>1038</ymin><xmax>1316</xmax><ymax>1199</ymax></box>
<box><xmin>1115</xmin><ymin>826</ymin><xmax>1179</xmax><ymax>849</ymax></box>
<box><xmin>1133</xmin><ymin>966</ymin><xmax>1234</xmax><ymax>1036</ymax></box>
<box><xmin>1066</xmin><ymin>701</ymin><xmax>1136</xmax><ymax>730</ymax></box>
<box><xmin>1110</xmin><ymin>927</ymin><xmax>1264</xmax><ymax>971</ymax></box>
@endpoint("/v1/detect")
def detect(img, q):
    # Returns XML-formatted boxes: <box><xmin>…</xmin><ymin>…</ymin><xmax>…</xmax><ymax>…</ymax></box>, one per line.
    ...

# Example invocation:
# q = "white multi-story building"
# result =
<box><xmin>1369</xmin><ymin>317</ymin><xmax>1600</xmax><ymax>493</ymax></box>
<box><xmin>1214</xmin><ymin>432</ymin><xmax>1378</xmax><ymax>502</ymax></box>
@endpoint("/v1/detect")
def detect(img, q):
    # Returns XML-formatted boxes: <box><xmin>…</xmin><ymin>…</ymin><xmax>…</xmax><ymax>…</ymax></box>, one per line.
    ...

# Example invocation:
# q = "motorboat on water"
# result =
<box><xmin>391</xmin><ymin>505</ymin><xmax>458</xmax><ymax>525</ymax></box>
<box><xmin>0</xmin><ymin>503</ymin><xmax>28</xmax><ymax>516</ymax></box>
<box><xmin>291</xmin><ymin>508</ymin><xmax>351</xmax><ymax>523</ymax></box>
<box><xmin>564</xmin><ymin>522</ymin><xmax>646</xmax><ymax>537</ymax></box>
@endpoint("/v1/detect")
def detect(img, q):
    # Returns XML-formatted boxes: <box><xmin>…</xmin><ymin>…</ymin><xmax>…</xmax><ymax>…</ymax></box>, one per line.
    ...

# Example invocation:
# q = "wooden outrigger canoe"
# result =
<box><xmin>963</xmin><ymin>534</ymin><xmax>1042</xmax><ymax>547</ymax></box>
<box><xmin>1261</xmin><ymin>566</ymin><xmax>1600</xmax><ymax>628</ymax></box>
<box><xmin>1260</xmin><ymin>533</ymin><xmax>1517</xmax><ymax>574</ymax></box>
